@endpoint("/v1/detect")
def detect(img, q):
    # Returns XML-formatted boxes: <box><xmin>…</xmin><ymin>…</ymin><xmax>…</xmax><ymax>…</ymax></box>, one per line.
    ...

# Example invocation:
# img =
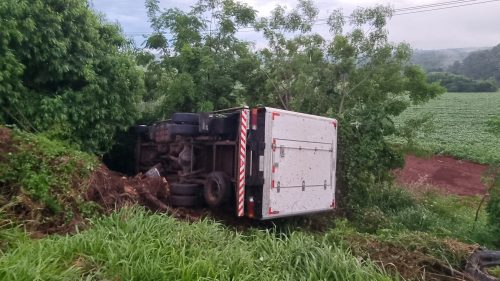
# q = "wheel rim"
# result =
<box><xmin>208</xmin><ymin>179</ymin><xmax>221</xmax><ymax>201</ymax></box>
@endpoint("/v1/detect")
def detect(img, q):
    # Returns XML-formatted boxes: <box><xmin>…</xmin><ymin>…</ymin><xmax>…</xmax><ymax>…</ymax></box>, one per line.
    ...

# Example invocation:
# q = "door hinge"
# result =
<box><xmin>279</xmin><ymin>145</ymin><xmax>285</xmax><ymax>157</ymax></box>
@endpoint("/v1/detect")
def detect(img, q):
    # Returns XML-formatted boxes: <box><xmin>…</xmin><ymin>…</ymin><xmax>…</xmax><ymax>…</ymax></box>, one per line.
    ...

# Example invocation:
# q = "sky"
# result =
<box><xmin>92</xmin><ymin>0</ymin><xmax>500</xmax><ymax>50</ymax></box>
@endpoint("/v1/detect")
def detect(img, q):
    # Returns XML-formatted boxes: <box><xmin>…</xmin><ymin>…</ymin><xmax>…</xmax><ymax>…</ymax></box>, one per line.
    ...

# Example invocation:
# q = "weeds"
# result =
<box><xmin>0</xmin><ymin>207</ymin><xmax>393</xmax><ymax>281</ymax></box>
<box><xmin>352</xmin><ymin>185</ymin><xmax>496</xmax><ymax>247</ymax></box>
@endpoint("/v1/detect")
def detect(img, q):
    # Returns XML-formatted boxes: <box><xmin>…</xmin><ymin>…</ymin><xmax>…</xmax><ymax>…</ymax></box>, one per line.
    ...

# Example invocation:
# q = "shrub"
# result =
<box><xmin>0</xmin><ymin>0</ymin><xmax>145</xmax><ymax>153</ymax></box>
<box><xmin>0</xmin><ymin>127</ymin><xmax>98</xmax><ymax>229</ymax></box>
<box><xmin>353</xmin><ymin>206</ymin><xmax>391</xmax><ymax>233</ymax></box>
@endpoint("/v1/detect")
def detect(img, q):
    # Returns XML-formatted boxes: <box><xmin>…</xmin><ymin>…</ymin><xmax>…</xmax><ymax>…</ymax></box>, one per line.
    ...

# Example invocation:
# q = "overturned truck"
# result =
<box><xmin>135</xmin><ymin>107</ymin><xmax>338</xmax><ymax>219</ymax></box>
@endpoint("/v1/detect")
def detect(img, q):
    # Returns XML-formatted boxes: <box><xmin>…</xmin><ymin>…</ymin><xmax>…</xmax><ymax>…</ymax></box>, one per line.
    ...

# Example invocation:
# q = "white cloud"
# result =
<box><xmin>93</xmin><ymin>0</ymin><xmax>500</xmax><ymax>49</ymax></box>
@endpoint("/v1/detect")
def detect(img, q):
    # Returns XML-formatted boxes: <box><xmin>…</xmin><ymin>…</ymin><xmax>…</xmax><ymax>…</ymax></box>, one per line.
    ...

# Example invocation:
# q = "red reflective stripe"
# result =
<box><xmin>237</xmin><ymin>109</ymin><xmax>249</xmax><ymax>217</ymax></box>
<box><xmin>268</xmin><ymin>207</ymin><xmax>279</xmax><ymax>215</ymax></box>
<box><xmin>272</xmin><ymin>112</ymin><xmax>280</xmax><ymax>120</ymax></box>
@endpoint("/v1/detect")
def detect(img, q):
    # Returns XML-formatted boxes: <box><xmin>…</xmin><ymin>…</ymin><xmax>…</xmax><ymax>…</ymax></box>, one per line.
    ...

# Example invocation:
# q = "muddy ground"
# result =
<box><xmin>395</xmin><ymin>155</ymin><xmax>489</xmax><ymax>196</ymax></box>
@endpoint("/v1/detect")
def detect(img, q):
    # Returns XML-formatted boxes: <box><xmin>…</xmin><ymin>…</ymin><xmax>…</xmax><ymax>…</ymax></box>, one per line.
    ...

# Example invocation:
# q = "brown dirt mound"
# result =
<box><xmin>86</xmin><ymin>165</ymin><xmax>171</xmax><ymax>212</ymax></box>
<box><xmin>395</xmin><ymin>155</ymin><xmax>489</xmax><ymax>196</ymax></box>
<box><xmin>85</xmin><ymin>165</ymin><xmax>204</xmax><ymax>221</ymax></box>
<box><xmin>0</xmin><ymin>126</ymin><xmax>200</xmax><ymax>234</ymax></box>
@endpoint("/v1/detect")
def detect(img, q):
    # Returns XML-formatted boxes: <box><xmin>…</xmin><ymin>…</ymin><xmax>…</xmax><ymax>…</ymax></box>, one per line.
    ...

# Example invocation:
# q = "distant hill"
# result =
<box><xmin>411</xmin><ymin>47</ymin><xmax>489</xmax><ymax>72</ymax></box>
<box><xmin>449</xmin><ymin>44</ymin><xmax>500</xmax><ymax>83</ymax></box>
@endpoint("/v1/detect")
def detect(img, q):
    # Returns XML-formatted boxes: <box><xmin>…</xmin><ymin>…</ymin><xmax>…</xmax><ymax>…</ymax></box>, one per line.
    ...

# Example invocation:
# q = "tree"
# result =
<box><xmin>0</xmin><ymin>0</ymin><xmax>144</xmax><ymax>153</ymax></box>
<box><xmin>254</xmin><ymin>0</ymin><xmax>332</xmax><ymax>113</ymax></box>
<box><xmin>449</xmin><ymin>43</ymin><xmax>500</xmax><ymax>83</ymax></box>
<box><xmin>141</xmin><ymin>0</ymin><xmax>263</xmax><ymax>121</ymax></box>
<box><xmin>255</xmin><ymin>1</ymin><xmax>445</xmax><ymax>209</ymax></box>
<box><xmin>427</xmin><ymin>72</ymin><xmax>497</xmax><ymax>92</ymax></box>
<box><xmin>141</xmin><ymin>0</ymin><xmax>444</xmax><ymax>210</ymax></box>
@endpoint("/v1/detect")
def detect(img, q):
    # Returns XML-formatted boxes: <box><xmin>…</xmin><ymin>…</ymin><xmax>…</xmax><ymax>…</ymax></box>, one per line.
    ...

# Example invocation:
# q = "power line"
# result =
<box><xmin>394</xmin><ymin>0</ymin><xmax>480</xmax><ymax>11</ymax></box>
<box><xmin>314</xmin><ymin>0</ymin><xmax>498</xmax><ymax>23</ymax></box>
<box><xmin>298</xmin><ymin>0</ymin><xmax>497</xmax><ymax>26</ymax></box>
<box><xmin>394</xmin><ymin>0</ymin><xmax>500</xmax><ymax>15</ymax></box>
<box><xmin>123</xmin><ymin>0</ymin><xmax>500</xmax><ymax>37</ymax></box>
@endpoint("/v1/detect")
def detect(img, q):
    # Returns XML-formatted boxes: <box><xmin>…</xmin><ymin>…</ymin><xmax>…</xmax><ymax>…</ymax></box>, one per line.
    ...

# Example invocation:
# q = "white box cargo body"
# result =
<box><xmin>136</xmin><ymin>106</ymin><xmax>337</xmax><ymax>220</ymax></box>
<box><xmin>243</xmin><ymin>107</ymin><xmax>338</xmax><ymax>219</ymax></box>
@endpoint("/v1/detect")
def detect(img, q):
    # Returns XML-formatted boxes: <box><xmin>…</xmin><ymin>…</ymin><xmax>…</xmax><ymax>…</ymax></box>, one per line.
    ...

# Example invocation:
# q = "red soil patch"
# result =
<box><xmin>395</xmin><ymin>155</ymin><xmax>489</xmax><ymax>196</ymax></box>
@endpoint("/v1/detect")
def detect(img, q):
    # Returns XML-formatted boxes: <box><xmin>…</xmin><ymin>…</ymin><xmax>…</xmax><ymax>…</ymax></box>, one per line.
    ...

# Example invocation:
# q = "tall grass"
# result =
<box><xmin>0</xmin><ymin>207</ymin><xmax>394</xmax><ymax>281</ymax></box>
<box><xmin>352</xmin><ymin>185</ymin><xmax>495</xmax><ymax>247</ymax></box>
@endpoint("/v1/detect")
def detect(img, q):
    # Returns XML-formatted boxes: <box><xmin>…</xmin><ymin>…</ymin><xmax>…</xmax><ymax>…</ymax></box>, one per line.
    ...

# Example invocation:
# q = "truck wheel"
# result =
<box><xmin>135</xmin><ymin>125</ymin><xmax>148</xmax><ymax>134</ymax></box>
<box><xmin>167</xmin><ymin>124</ymin><xmax>199</xmax><ymax>136</ymax></box>
<box><xmin>172</xmin><ymin>113</ymin><xmax>199</xmax><ymax>124</ymax></box>
<box><xmin>170</xmin><ymin>195</ymin><xmax>203</xmax><ymax>207</ymax></box>
<box><xmin>204</xmin><ymin>172</ymin><xmax>230</xmax><ymax>208</ymax></box>
<box><xmin>170</xmin><ymin>183</ymin><xmax>203</xmax><ymax>196</ymax></box>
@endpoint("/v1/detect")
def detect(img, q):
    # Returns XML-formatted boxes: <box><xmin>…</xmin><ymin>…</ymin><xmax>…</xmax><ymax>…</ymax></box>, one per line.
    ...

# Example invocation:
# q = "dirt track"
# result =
<box><xmin>395</xmin><ymin>155</ymin><xmax>489</xmax><ymax>196</ymax></box>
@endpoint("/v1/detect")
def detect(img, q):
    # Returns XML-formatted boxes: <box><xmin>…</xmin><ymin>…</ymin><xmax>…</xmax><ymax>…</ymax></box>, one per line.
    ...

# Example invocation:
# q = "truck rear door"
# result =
<box><xmin>261</xmin><ymin>108</ymin><xmax>337</xmax><ymax>219</ymax></box>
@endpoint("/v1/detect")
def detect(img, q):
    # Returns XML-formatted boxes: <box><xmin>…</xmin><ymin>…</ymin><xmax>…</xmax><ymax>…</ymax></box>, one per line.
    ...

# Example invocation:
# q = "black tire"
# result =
<box><xmin>204</xmin><ymin>172</ymin><xmax>231</xmax><ymax>208</ymax></box>
<box><xmin>170</xmin><ymin>183</ymin><xmax>203</xmax><ymax>196</ymax></box>
<box><xmin>167</xmin><ymin>123</ymin><xmax>199</xmax><ymax>136</ymax></box>
<box><xmin>170</xmin><ymin>195</ymin><xmax>203</xmax><ymax>207</ymax></box>
<box><xmin>172</xmin><ymin>113</ymin><xmax>199</xmax><ymax>124</ymax></box>
<box><xmin>135</xmin><ymin>125</ymin><xmax>148</xmax><ymax>134</ymax></box>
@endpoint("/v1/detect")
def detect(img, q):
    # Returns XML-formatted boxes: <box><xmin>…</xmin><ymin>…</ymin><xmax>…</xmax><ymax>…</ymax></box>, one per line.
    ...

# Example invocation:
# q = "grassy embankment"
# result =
<box><xmin>0</xmin><ymin>192</ymin><xmax>493</xmax><ymax>281</ymax></box>
<box><xmin>0</xmin><ymin>112</ymin><xmax>498</xmax><ymax>280</ymax></box>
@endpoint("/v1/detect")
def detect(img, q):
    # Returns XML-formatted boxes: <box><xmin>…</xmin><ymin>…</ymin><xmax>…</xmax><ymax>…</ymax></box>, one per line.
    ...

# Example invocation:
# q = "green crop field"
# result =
<box><xmin>393</xmin><ymin>91</ymin><xmax>500</xmax><ymax>165</ymax></box>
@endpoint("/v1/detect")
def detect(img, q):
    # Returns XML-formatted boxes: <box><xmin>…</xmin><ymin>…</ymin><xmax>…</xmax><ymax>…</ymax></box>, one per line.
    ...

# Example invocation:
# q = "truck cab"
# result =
<box><xmin>135</xmin><ymin>107</ymin><xmax>338</xmax><ymax>219</ymax></box>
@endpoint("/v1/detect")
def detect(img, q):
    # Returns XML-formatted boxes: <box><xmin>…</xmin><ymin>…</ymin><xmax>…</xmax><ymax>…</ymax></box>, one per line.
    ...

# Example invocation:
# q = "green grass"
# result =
<box><xmin>0</xmin><ymin>187</ymin><xmax>494</xmax><ymax>281</ymax></box>
<box><xmin>0</xmin><ymin>186</ymin><xmax>494</xmax><ymax>281</ymax></box>
<box><xmin>352</xmin><ymin>185</ymin><xmax>496</xmax><ymax>247</ymax></box>
<box><xmin>392</xmin><ymin>91</ymin><xmax>500</xmax><ymax>165</ymax></box>
<box><xmin>387</xmin><ymin>192</ymin><xmax>493</xmax><ymax>245</ymax></box>
<box><xmin>0</xmin><ymin>207</ymin><xmax>394</xmax><ymax>281</ymax></box>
